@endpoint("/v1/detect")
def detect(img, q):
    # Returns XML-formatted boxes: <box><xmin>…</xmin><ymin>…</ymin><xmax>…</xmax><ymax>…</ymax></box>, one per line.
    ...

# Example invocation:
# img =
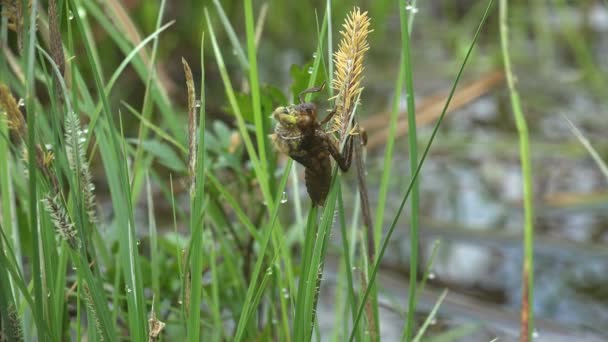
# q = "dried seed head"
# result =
<box><xmin>330</xmin><ymin>7</ymin><xmax>372</xmax><ymax>140</ymax></box>
<box><xmin>182</xmin><ymin>57</ymin><xmax>197</xmax><ymax>196</ymax></box>
<box><xmin>0</xmin><ymin>84</ymin><xmax>27</xmax><ymax>141</ymax></box>
<box><xmin>148</xmin><ymin>296</ymin><xmax>166</xmax><ymax>341</ymax></box>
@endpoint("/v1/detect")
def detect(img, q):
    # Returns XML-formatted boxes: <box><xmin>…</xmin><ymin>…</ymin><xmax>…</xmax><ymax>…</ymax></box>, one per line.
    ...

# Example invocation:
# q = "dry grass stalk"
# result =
<box><xmin>48</xmin><ymin>0</ymin><xmax>65</xmax><ymax>95</ymax></box>
<box><xmin>330</xmin><ymin>7</ymin><xmax>376</xmax><ymax>338</ymax></box>
<box><xmin>330</xmin><ymin>7</ymin><xmax>371</xmax><ymax>140</ymax></box>
<box><xmin>148</xmin><ymin>297</ymin><xmax>166</xmax><ymax>342</ymax></box>
<box><xmin>181</xmin><ymin>58</ymin><xmax>197</xmax><ymax>196</ymax></box>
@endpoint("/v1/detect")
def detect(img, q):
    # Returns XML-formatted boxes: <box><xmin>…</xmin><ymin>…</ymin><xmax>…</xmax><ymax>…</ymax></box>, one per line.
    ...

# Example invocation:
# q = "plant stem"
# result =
<box><xmin>499</xmin><ymin>1</ymin><xmax>535</xmax><ymax>341</ymax></box>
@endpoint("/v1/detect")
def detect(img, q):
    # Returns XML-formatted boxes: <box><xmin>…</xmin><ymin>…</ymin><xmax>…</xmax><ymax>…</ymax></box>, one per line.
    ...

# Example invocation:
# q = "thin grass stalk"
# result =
<box><xmin>400</xmin><ymin>2</ymin><xmax>420</xmax><ymax>341</ymax></box>
<box><xmin>401</xmin><ymin>240</ymin><xmax>441</xmax><ymax>341</ymax></box>
<box><xmin>213</xmin><ymin>0</ymin><xmax>249</xmax><ymax>69</ymax></box>
<box><xmin>499</xmin><ymin>1</ymin><xmax>535</xmax><ymax>341</ymax></box>
<box><xmin>337</xmin><ymin>189</ymin><xmax>362</xmax><ymax>342</ymax></box>
<box><xmin>131</xmin><ymin>0</ymin><xmax>166</xmax><ymax>200</ymax></box>
<box><xmin>562</xmin><ymin>114</ymin><xmax>608</xmax><ymax>181</ymax></box>
<box><xmin>145</xmin><ymin>173</ymin><xmax>160</xmax><ymax>315</ymax></box>
<box><xmin>23</xmin><ymin>1</ymin><xmax>47</xmax><ymax>339</ymax></box>
<box><xmin>244</xmin><ymin>0</ymin><xmax>270</xmax><ymax>189</ymax></box>
<box><xmin>411</xmin><ymin>289</ymin><xmax>448</xmax><ymax>342</ymax></box>
<box><xmin>348</xmin><ymin>1</ymin><xmax>495</xmax><ymax>339</ymax></box>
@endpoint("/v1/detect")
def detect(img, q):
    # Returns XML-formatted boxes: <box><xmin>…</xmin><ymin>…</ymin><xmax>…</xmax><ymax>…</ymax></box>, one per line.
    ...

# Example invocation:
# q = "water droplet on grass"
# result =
<box><xmin>405</xmin><ymin>4</ymin><xmax>419</xmax><ymax>14</ymax></box>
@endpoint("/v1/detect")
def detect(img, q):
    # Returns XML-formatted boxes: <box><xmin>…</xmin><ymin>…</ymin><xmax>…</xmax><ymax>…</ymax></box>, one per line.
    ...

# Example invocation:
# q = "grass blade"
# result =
<box><xmin>400</xmin><ymin>2</ymin><xmax>421</xmax><ymax>340</ymax></box>
<box><xmin>499</xmin><ymin>1</ymin><xmax>535</xmax><ymax>340</ymax></box>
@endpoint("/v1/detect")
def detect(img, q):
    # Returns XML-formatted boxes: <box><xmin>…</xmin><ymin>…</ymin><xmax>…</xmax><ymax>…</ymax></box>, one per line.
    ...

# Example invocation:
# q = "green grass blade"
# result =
<box><xmin>213</xmin><ymin>0</ymin><xmax>249</xmax><ymax>69</ymax></box>
<box><xmin>562</xmin><ymin>114</ymin><xmax>608</xmax><ymax>181</ymax></box>
<box><xmin>412</xmin><ymin>289</ymin><xmax>448</xmax><ymax>342</ymax></box>
<box><xmin>244</xmin><ymin>0</ymin><xmax>270</xmax><ymax>192</ymax></box>
<box><xmin>24</xmin><ymin>1</ymin><xmax>46</xmax><ymax>339</ymax></box>
<box><xmin>400</xmin><ymin>3</ymin><xmax>420</xmax><ymax>341</ymax></box>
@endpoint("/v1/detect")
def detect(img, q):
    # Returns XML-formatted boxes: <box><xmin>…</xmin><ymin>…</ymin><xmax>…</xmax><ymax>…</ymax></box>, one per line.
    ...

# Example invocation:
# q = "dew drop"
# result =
<box><xmin>283</xmin><ymin>292</ymin><xmax>290</xmax><ymax>299</ymax></box>
<box><xmin>532</xmin><ymin>329</ymin><xmax>540</xmax><ymax>339</ymax></box>
<box><xmin>271</xmin><ymin>318</ymin><xmax>278</xmax><ymax>325</ymax></box>
<box><xmin>126</xmin><ymin>286</ymin><xmax>132</xmax><ymax>293</ymax></box>
<box><xmin>47</xmin><ymin>291</ymin><xmax>51</xmax><ymax>298</ymax></box>
<box><xmin>178</xmin><ymin>300</ymin><xmax>183</xmax><ymax>305</ymax></box>
<box><xmin>68</xmin><ymin>11</ymin><xmax>74</xmax><ymax>20</ymax></box>
<box><xmin>265</xmin><ymin>267</ymin><xmax>273</xmax><ymax>276</ymax></box>
<box><xmin>71</xmin><ymin>266</ymin><xmax>77</xmax><ymax>271</ymax></box>
<box><xmin>428</xmin><ymin>272</ymin><xmax>436</xmax><ymax>280</ymax></box>
<box><xmin>77</xmin><ymin>7</ymin><xmax>87</xmax><ymax>19</ymax></box>
<box><xmin>195</xmin><ymin>100</ymin><xmax>202</xmax><ymax>108</ymax></box>
<box><xmin>307</xmin><ymin>67</ymin><xmax>314</xmax><ymax>74</ymax></box>
<box><xmin>280</xmin><ymin>191</ymin><xmax>288</xmax><ymax>204</ymax></box>
<box><xmin>17</xmin><ymin>98</ymin><xmax>25</xmax><ymax>107</ymax></box>
<box><xmin>430</xmin><ymin>318</ymin><xmax>437</xmax><ymax>325</ymax></box>
<box><xmin>351</xmin><ymin>266</ymin><xmax>357</xmax><ymax>271</ymax></box>
<box><xmin>136</xmin><ymin>240</ymin><xmax>141</xmax><ymax>246</ymax></box>
<box><xmin>405</xmin><ymin>5</ymin><xmax>419</xmax><ymax>14</ymax></box>
<box><xmin>312</xmin><ymin>52</ymin><xmax>318</xmax><ymax>59</ymax></box>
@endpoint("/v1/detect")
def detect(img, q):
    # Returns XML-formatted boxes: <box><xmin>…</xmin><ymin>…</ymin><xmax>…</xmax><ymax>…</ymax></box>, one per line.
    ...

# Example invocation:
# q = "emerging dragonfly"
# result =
<box><xmin>270</xmin><ymin>83</ymin><xmax>353</xmax><ymax>206</ymax></box>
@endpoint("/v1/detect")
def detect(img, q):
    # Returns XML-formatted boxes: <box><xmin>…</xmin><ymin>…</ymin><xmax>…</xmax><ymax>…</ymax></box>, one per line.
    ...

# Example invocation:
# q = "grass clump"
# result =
<box><xmin>0</xmin><ymin>0</ymin><xmax>567</xmax><ymax>341</ymax></box>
